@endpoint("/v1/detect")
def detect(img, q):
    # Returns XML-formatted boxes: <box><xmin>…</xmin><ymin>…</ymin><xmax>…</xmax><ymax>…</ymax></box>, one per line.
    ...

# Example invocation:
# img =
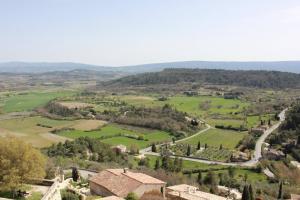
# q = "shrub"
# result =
<box><xmin>61</xmin><ymin>189</ymin><xmax>80</xmax><ymax>200</ymax></box>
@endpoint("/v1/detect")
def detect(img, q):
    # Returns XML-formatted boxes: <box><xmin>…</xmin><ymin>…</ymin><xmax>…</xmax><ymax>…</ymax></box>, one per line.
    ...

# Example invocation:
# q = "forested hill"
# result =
<box><xmin>102</xmin><ymin>68</ymin><xmax>300</xmax><ymax>88</ymax></box>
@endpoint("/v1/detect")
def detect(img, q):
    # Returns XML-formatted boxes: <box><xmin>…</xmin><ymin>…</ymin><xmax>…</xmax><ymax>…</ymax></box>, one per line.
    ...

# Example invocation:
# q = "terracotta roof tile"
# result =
<box><xmin>89</xmin><ymin>169</ymin><xmax>165</xmax><ymax>197</ymax></box>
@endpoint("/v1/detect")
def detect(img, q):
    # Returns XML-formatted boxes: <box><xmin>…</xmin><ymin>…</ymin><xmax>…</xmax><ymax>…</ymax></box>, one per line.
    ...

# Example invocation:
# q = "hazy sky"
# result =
<box><xmin>1</xmin><ymin>0</ymin><xmax>300</xmax><ymax>66</ymax></box>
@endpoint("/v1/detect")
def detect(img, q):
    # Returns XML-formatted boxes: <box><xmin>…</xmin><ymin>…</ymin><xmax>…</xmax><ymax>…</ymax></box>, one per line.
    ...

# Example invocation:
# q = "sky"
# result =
<box><xmin>0</xmin><ymin>0</ymin><xmax>300</xmax><ymax>66</ymax></box>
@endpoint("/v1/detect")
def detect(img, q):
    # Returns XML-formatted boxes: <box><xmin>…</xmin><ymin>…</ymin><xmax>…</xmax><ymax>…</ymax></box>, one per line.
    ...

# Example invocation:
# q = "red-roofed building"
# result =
<box><xmin>89</xmin><ymin>169</ymin><xmax>166</xmax><ymax>198</ymax></box>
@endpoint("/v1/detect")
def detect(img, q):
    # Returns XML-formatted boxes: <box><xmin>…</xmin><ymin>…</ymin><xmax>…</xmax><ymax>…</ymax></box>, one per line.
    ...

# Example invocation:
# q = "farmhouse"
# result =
<box><xmin>89</xmin><ymin>169</ymin><xmax>166</xmax><ymax>198</ymax></box>
<box><xmin>250</xmin><ymin>127</ymin><xmax>265</xmax><ymax>136</ymax></box>
<box><xmin>112</xmin><ymin>144</ymin><xmax>127</xmax><ymax>153</ymax></box>
<box><xmin>183</xmin><ymin>91</ymin><xmax>198</xmax><ymax>96</ymax></box>
<box><xmin>230</xmin><ymin>151</ymin><xmax>249</xmax><ymax>162</ymax></box>
<box><xmin>217</xmin><ymin>185</ymin><xmax>242</xmax><ymax>200</ymax></box>
<box><xmin>167</xmin><ymin>184</ymin><xmax>227</xmax><ymax>200</ymax></box>
<box><xmin>264</xmin><ymin>149</ymin><xmax>285</xmax><ymax>160</ymax></box>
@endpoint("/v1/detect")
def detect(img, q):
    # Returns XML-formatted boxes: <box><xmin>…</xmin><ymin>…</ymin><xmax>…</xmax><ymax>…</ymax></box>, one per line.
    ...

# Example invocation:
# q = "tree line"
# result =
<box><xmin>102</xmin><ymin>68</ymin><xmax>300</xmax><ymax>89</ymax></box>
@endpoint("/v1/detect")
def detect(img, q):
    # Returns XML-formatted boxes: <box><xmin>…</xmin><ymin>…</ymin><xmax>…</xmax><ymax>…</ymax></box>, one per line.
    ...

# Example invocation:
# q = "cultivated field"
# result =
<box><xmin>0</xmin><ymin>116</ymin><xmax>107</xmax><ymax>147</ymax></box>
<box><xmin>117</xmin><ymin>95</ymin><xmax>249</xmax><ymax>117</ymax></box>
<box><xmin>57</xmin><ymin>101</ymin><xmax>94</xmax><ymax>109</ymax></box>
<box><xmin>181</xmin><ymin>128</ymin><xmax>247</xmax><ymax>150</ymax></box>
<box><xmin>70</xmin><ymin>119</ymin><xmax>107</xmax><ymax>131</ymax></box>
<box><xmin>0</xmin><ymin>90</ymin><xmax>74</xmax><ymax>113</ymax></box>
<box><xmin>58</xmin><ymin>124</ymin><xmax>172</xmax><ymax>148</ymax></box>
<box><xmin>0</xmin><ymin>116</ymin><xmax>73</xmax><ymax>147</ymax></box>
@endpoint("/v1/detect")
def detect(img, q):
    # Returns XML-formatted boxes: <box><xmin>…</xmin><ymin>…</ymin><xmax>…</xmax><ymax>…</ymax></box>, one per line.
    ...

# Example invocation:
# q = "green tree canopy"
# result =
<box><xmin>0</xmin><ymin>136</ymin><xmax>46</xmax><ymax>191</ymax></box>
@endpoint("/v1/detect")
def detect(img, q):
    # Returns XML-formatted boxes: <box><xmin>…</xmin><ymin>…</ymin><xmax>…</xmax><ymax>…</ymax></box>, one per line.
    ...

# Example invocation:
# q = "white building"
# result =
<box><xmin>167</xmin><ymin>184</ymin><xmax>228</xmax><ymax>200</ymax></box>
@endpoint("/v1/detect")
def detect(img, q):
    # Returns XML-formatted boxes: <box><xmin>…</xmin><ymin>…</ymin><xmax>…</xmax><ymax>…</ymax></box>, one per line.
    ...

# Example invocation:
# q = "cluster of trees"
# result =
<box><xmin>61</xmin><ymin>189</ymin><xmax>81</xmax><ymax>200</ymax></box>
<box><xmin>153</xmin><ymin>155</ymin><xmax>183</xmax><ymax>173</ymax></box>
<box><xmin>241</xmin><ymin>184</ymin><xmax>254</xmax><ymax>200</ymax></box>
<box><xmin>107</xmin><ymin>104</ymin><xmax>199</xmax><ymax>138</ymax></box>
<box><xmin>46</xmin><ymin>137</ymin><xmax>125</xmax><ymax>163</ymax></box>
<box><xmin>45</xmin><ymin>102</ymin><xmax>76</xmax><ymax>117</ymax></box>
<box><xmin>215</xmin><ymin>124</ymin><xmax>247</xmax><ymax>131</ymax></box>
<box><xmin>43</xmin><ymin>101</ymin><xmax>96</xmax><ymax>119</ymax></box>
<box><xmin>0</xmin><ymin>137</ymin><xmax>46</xmax><ymax>193</ymax></box>
<box><xmin>104</xmin><ymin>68</ymin><xmax>300</xmax><ymax>89</ymax></box>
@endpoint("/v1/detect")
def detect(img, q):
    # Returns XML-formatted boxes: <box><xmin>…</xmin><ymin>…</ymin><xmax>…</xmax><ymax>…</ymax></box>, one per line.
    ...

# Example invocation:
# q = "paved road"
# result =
<box><xmin>141</xmin><ymin>109</ymin><xmax>287</xmax><ymax>167</ymax></box>
<box><xmin>242</xmin><ymin>108</ymin><xmax>287</xmax><ymax>167</ymax></box>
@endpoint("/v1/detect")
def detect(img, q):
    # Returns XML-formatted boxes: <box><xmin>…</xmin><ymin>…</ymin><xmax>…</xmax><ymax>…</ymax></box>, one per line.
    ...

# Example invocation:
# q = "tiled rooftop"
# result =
<box><xmin>89</xmin><ymin>169</ymin><xmax>165</xmax><ymax>197</ymax></box>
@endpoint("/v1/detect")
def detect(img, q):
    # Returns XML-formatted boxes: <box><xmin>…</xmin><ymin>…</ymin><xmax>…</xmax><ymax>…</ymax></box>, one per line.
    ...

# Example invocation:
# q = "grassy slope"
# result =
<box><xmin>59</xmin><ymin>124</ymin><xmax>172</xmax><ymax>148</ymax></box>
<box><xmin>2</xmin><ymin>91</ymin><xmax>74</xmax><ymax>113</ymax></box>
<box><xmin>0</xmin><ymin>116</ymin><xmax>74</xmax><ymax>147</ymax></box>
<box><xmin>119</xmin><ymin>95</ymin><xmax>249</xmax><ymax>117</ymax></box>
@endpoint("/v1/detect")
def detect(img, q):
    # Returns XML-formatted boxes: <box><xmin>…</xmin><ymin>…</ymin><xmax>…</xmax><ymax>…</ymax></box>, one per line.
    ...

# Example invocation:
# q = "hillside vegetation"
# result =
<box><xmin>102</xmin><ymin>68</ymin><xmax>300</xmax><ymax>89</ymax></box>
<box><xmin>269</xmin><ymin>102</ymin><xmax>300</xmax><ymax>161</ymax></box>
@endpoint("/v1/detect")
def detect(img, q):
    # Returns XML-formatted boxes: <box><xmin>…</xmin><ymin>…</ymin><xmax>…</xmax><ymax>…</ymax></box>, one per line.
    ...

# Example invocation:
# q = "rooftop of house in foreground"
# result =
<box><xmin>100</xmin><ymin>196</ymin><xmax>125</xmax><ymax>200</ymax></box>
<box><xmin>89</xmin><ymin>168</ymin><xmax>166</xmax><ymax>197</ymax></box>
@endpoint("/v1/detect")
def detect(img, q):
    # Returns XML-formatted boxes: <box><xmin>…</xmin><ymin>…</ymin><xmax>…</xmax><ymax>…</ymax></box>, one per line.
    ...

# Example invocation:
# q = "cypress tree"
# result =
<box><xmin>72</xmin><ymin>167</ymin><xmax>79</xmax><ymax>182</ymax></box>
<box><xmin>161</xmin><ymin>155</ymin><xmax>168</xmax><ymax>169</ymax></box>
<box><xmin>228</xmin><ymin>166</ymin><xmax>236</xmax><ymax>178</ymax></box>
<box><xmin>151</xmin><ymin>143</ymin><xmax>157</xmax><ymax>152</ymax></box>
<box><xmin>197</xmin><ymin>171</ymin><xmax>203</xmax><ymax>185</ymax></box>
<box><xmin>205</xmin><ymin>143</ymin><xmax>208</xmax><ymax>149</ymax></box>
<box><xmin>278</xmin><ymin>181</ymin><xmax>283</xmax><ymax>200</ymax></box>
<box><xmin>154</xmin><ymin>158</ymin><xmax>160</xmax><ymax>170</ymax></box>
<box><xmin>174</xmin><ymin>157</ymin><xmax>179</xmax><ymax>172</ymax></box>
<box><xmin>187</xmin><ymin>145</ymin><xmax>191</xmax><ymax>156</ymax></box>
<box><xmin>249</xmin><ymin>184</ymin><xmax>254</xmax><ymax>200</ymax></box>
<box><xmin>242</xmin><ymin>185</ymin><xmax>250</xmax><ymax>200</ymax></box>
<box><xmin>197</xmin><ymin>141</ymin><xmax>201</xmax><ymax>150</ymax></box>
<box><xmin>178</xmin><ymin>158</ymin><xmax>183</xmax><ymax>172</ymax></box>
<box><xmin>172</xmin><ymin>137</ymin><xmax>176</xmax><ymax>144</ymax></box>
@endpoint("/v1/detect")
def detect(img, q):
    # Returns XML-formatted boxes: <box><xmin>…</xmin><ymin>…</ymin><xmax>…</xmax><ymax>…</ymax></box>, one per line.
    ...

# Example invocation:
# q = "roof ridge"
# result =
<box><xmin>121</xmin><ymin>172</ymin><xmax>143</xmax><ymax>184</ymax></box>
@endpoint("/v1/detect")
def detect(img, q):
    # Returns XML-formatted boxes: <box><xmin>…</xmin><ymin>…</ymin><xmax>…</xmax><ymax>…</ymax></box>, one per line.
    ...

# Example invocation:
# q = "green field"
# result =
<box><xmin>1</xmin><ymin>90</ymin><xmax>74</xmax><ymax>113</ymax></box>
<box><xmin>181</xmin><ymin>128</ymin><xmax>246</xmax><ymax>149</ymax></box>
<box><xmin>59</xmin><ymin>124</ymin><xmax>172</xmax><ymax>148</ymax></box>
<box><xmin>207</xmin><ymin>118</ymin><xmax>245</xmax><ymax>128</ymax></box>
<box><xmin>247</xmin><ymin>114</ymin><xmax>275</xmax><ymax>128</ymax></box>
<box><xmin>118</xmin><ymin>95</ymin><xmax>249</xmax><ymax>118</ymax></box>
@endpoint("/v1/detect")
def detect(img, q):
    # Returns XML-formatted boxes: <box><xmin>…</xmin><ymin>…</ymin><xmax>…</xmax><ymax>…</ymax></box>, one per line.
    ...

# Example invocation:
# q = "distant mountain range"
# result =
<box><xmin>0</xmin><ymin>61</ymin><xmax>300</xmax><ymax>73</ymax></box>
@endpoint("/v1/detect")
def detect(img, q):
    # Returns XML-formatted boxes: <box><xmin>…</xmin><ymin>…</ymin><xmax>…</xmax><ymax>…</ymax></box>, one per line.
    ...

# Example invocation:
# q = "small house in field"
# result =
<box><xmin>250</xmin><ymin>127</ymin><xmax>265</xmax><ymax>136</ymax></box>
<box><xmin>263</xmin><ymin>149</ymin><xmax>285</xmax><ymax>160</ymax></box>
<box><xmin>112</xmin><ymin>144</ymin><xmax>127</xmax><ymax>153</ymax></box>
<box><xmin>218</xmin><ymin>185</ymin><xmax>242</xmax><ymax>200</ymax></box>
<box><xmin>230</xmin><ymin>151</ymin><xmax>250</xmax><ymax>162</ymax></box>
<box><xmin>157</xmin><ymin>96</ymin><xmax>168</xmax><ymax>101</ymax></box>
<box><xmin>183</xmin><ymin>91</ymin><xmax>198</xmax><ymax>96</ymax></box>
<box><xmin>89</xmin><ymin>169</ymin><xmax>166</xmax><ymax>198</ymax></box>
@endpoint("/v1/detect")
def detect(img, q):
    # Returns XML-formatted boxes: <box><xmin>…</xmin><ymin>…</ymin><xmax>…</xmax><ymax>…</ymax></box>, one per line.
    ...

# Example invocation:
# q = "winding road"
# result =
<box><xmin>141</xmin><ymin>108</ymin><xmax>287</xmax><ymax>167</ymax></box>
